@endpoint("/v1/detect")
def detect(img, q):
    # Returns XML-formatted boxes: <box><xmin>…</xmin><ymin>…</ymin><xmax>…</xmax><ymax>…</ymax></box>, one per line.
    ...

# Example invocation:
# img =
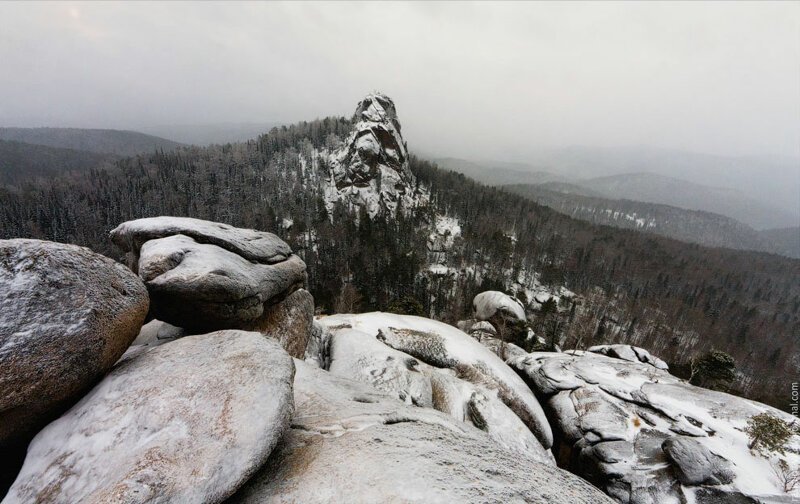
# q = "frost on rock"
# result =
<box><xmin>473</xmin><ymin>290</ymin><xmax>527</xmax><ymax>322</ymax></box>
<box><xmin>0</xmin><ymin>239</ymin><xmax>149</xmax><ymax>451</ymax></box>
<box><xmin>327</xmin><ymin>93</ymin><xmax>424</xmax><ymax>217</ymax></box>
<box><xmin>316</xmin><ymin>312</ymin><xmax>553</xmax><ymax>453</ymax></box>
<box><xmin>509</xmin><ymin>350</ymin><xmax>800</xmax><ymax>504</ymax></box>
<box><xmin>5</xmin><ymin>331</ymin><xmax>295</xmax><ymax>504</ymax></box>
<box><xmin>229</xmin><ymin>360</ymin><xmax>612</xmax><ymax>504</ymax></box>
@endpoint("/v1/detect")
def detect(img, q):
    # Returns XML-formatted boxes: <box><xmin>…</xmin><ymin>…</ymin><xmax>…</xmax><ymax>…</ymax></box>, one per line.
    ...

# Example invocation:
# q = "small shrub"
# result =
<box><xmin>386</xmin><ymin>295</ymin><xmax>424</xmax><ymax>316</ymax></box>
<box><xmin>744</xmin><ymin>412</ymin><xmax>796</xmax><ymax>456</ymax></box>
<box><xmin>772</xmin><ymin>459</ymin><xmax>800</xmax><ymax>493</ymax></box>
<box><xmin>689</xmin><ymin>349</ymin><xmax>736</xmax><ymax>391</ymax></box>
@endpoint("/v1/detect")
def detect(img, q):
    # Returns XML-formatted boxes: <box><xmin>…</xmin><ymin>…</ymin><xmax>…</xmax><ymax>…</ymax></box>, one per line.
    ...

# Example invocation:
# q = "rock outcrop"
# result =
<box><xmin>316</xmin><ymin>313</ymin><xmax>553</xmax><ymax>452</ymax></box>
<box><xmin>509</xmin><ymin>350</ymin><xmax>800</xmax><ymax>504</ymax></box>
<box><xmin>229</xmin><ymin>360</ymin><xmax>613</xmax><ymax>504</ymax></box>
<box><xmin>0</xmin><ymin>239</ymin><xmax>149</xmax><ymax>450</ymax></box>
<box><xmin>110</xmin><ymin>217</ymin><xmax>310</xmax><ymax>355</ymax></box>
<box><xmin>327</xmin><ymin>93</ymin><xmax>421</xmax><ymax>217</ymax></box>
<box><xmin>5</xmin><ymin>331</ymin><xmax>295</xmax><ymax>504</ymax></box>
<box><xmin>473</xmin><ymin>290</ymin><xmax>527</xmax><ymax>323</ymax></box>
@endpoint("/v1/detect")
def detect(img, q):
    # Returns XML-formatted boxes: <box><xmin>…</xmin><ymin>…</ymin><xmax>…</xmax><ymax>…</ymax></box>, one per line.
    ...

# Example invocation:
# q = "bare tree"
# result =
<box><xmin>334</xmin><ymin>283</ymin><xmax>362</xmax><ymax>314</ymax></box>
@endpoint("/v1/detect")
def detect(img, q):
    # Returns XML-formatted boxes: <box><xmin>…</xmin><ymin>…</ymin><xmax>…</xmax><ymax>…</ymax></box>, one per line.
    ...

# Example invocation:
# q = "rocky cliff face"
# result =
<box><xmin>327</xmin><ymin>93</ymin><xmax>422</xmax><ymax>217</ymax></box>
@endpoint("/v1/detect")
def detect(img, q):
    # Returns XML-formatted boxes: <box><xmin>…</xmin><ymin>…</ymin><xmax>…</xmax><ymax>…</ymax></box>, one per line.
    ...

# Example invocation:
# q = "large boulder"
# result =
<box><xmin>136</xmin><ymin>234</ymin><xmax>305</xmax><ymax>332</ymax></box>
<box><xmin>0</xmin><ymin>239</ymin><xmax>148</xmax><ymax>450</ymax></box>
<box><xmin>109</xmin><ymin>218</ymin><xmax>309</xmax><ymax>351</ymax></box>
<box><xmin>4</xmin><ymin>331</ymin><xmax>294</xmax><ymax>504</ymax></box>
<box><xmin>228</xmin><ymin>360</ymin><xmax>613</xmax><ymax>504</ymax></box>
<box><xmin>473</xmin><ymin>291</ymin><xmax>526</xmax><ymax>322</ymax></box>
<box><xmin>509</xmin><ymin>350</ymin><xmax>800</xmax><ymax>504</ymax></box>
<box><xmin>316</xmin><ymin>313</ymin><xmax>553</xmax><ymax>452</ymax></box>
<box><xmin>661</xmin><ymin>437</ymin><xmax>733</xmax><ymax>486</ymax></box>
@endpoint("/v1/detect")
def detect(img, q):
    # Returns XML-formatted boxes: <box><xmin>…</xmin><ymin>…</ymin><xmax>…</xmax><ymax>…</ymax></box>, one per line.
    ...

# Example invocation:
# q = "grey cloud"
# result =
<box><xmin>0</xmin><ymin>1</ymin><xmax>797</xmax><ymax>159</ymax></box>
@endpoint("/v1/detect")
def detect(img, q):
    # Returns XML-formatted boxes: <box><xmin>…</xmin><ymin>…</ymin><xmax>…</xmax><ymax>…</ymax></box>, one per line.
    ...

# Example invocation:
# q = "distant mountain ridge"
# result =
<box><xmin>758</xmin><ymin>226</ymin><xmax>800</xmax><ymax>259</ymax></box>
<box><xmin>576</xmin><ymin>172</ymin><xmax>794</xmax><ymax>230</ymax></box>
<box><xmin>0</xmin><ymin>140</ymin><xmax>114</xmax><ymax>187</ymax></box>
<box><xmin>523</xmin><ymin>145</ymin><xmax>800</xmax><ymax>219</ymax></box>
<box><xmin>0</xmin><ymin>128</ymin><xmax>182</xmax><ymax>157</ymax></box>
<box><xmin>139</xmin><ymin>122</ymin><xmax>282</xmax><ymax>146</ymax></box>
<box><xmin>437</xmin><ymin>156</ymin><xmax>797</xmax><ymax>230</ymax></box>
<box><xmin>504</xmin><ymin>183</ymin><xmax>798</xmax><ymax>258</ymax></box>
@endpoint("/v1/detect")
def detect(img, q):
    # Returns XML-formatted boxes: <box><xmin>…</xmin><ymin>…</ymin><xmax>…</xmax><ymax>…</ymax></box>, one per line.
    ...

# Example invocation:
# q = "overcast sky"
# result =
<box><xmin>0</xmin><ymin>1</ymin><xmax>798</xmax><ymax>160</ymax></box>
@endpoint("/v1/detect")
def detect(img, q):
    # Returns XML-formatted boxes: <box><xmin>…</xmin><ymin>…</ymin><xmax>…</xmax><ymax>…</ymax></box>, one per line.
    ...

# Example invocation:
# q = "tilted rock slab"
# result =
<box><xmin>588</xmin><ymin>344</ymin><xmax>669</xmax><ymax>371</ymax></box>
<box><xmin>4</xmin><ymin>331</ymin><xmax>295</xmax><ymax>504</ymax></box>
<box><xmin>317</xmin><ymin>312</ymin><xmax>553</xmax><ymax>451</ymax></box>
<box><xmin>0</xmin><ymin>239</ymin><xmax>148</xmax><ymax>449</ymax></box>
<box><xmin>228</xmin><ymin>360</ymin><xmax>612</xmax><ymax>504</ymax></box>
<box><xmin>510</xmin><ymin>350</ymin><xmax>800</xmax><ymax>504</ymax></box>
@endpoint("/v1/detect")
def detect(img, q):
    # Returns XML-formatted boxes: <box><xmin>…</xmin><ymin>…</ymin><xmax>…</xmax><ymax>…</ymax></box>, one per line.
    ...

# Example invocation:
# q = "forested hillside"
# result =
<box><xmin>0</xmin><ymin>115</ymin><xmax>797</xmax><ymax>409</ymax></box>
<box><xmin>503</xmin><ymin>183</ymin><xmax>794</xmax><ymax>257</ymax></box>
<box><xmin>0</xmin><ymin>128</ymin><xmax>182</xmax><ymax>157</ymax></box>
<box><xmin>0</xmin><ymin>140</ymin><xmax>114</xmax><ymax>186</ymax></box>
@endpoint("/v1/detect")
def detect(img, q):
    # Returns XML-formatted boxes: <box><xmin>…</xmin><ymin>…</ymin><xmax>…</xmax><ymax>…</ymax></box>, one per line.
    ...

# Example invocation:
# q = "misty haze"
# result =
<box><xmin>0</xmin><ymin>2</ymin><xmax>798</xmax><ymax>504</ymax></box>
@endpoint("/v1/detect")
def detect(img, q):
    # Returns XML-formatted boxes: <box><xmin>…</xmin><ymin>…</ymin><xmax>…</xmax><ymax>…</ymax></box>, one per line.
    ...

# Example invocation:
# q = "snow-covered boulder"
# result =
<box><xmin>509</xmin><ymin>350</ymin><xmax>800</xmax><ymax>504</ymax></box>
<box><xmin>110</xmin><ymin>215</ymin><xmax>292</xmax><ymax>269</ymax></box>
<box><xmin>136</xmin><ymin>234</ymin><xmax>305</xmax><ymax>332</ymax></box>
<box><xmin>327</xmin><ymin>93</ymin><xmax>421</xmax><ymax>217</ymax></box>
<box><xmin>588</xmin><ymin>344</ymin><xmax>669</xmax><ymax>371</ymax></box>
<box><xmin>5</xmin><ymin>331</ymin><xmax>295</xmax><ymax>504</ymax></box>
<box><xmin>228</xmin><ymin>360</ymin><xmax>612</xmax><ymax>504</ymax></box>
<box><xmin>0</xmin><ymin>239</ymin><xmax>148</xmax><ymax>451</ymax></box>
<box><xmin>467</xmin><ymin>320</ymin><xmax>497</xmax><ymax>339</ymax></box>
<box><xmin>317</xmin><ymin>313</ymin><xmax>553</xmax><ymax>451</ymax></box>
<box><xmin>473</xmin><ymin>290</ymin><xmax>526</xmax><ymax>323</ymax></box>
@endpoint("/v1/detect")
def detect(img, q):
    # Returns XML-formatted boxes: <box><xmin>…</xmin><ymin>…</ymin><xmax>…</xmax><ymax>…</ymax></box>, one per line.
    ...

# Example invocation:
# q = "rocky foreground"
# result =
<box><xmin>1</xmin><ymin>217</ymin><xmax>798</xmax><ymax>503</ymax></box>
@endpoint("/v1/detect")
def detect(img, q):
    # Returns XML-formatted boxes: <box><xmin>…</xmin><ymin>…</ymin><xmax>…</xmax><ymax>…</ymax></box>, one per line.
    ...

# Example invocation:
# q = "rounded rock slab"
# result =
<box><xmin>0</xmin><ymin>239</ymin><xmax>149</xmax><ymax>449</ymax></box>
<box><xmin>4</xmin><ymin>331</ymin><xmax>295</xmax><ymax>504</ymax></box>
<box><xmin>110</xmin><ymin>216</ymin><xmax>293</xmax><ymax>269</ymax></box>
<box><xmin>229</xmin><ymin>360</ymin><xmax>612</xmax><ymax>504</ymax></box>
